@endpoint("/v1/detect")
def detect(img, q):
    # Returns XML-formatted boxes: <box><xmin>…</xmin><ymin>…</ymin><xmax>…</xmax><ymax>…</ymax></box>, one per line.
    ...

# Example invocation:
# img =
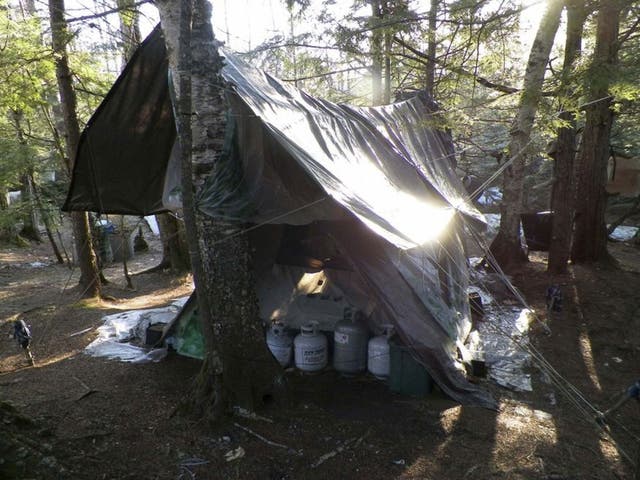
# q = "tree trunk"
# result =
<box><xmin>156</xmin><ymin>0</ymin><xmax>281</xmax><ymax>421</ymax></box>
<box><xmin>9</xmin><ymin>110</ymin><xmax>41</xmax><ymax>242</ymax></box>
<box><xmin>116</xmin><ymin>0</ymin><xmax>141</xmax><ymax>64</ymax></box>
<box><xmin>370</xmin><ymin>0</ymin><xmax>383</xmax><ymax>105</ymax></box>
<box><xmin>571</xmin><ymin>0</ymin><xmax>621</xmax><ymax>263</ymax></box>
<box><xmin>0</xmin><ymin>189</ymin><xmax>18</xmax><ymax>243</ymax></box>
<box><xmin>547</xmin><ymin>0</ymin><xmax>587</xmax><ymax>274</ymax></box>
<box><xmin>287</xmin><ymin>5</ymin><xmax>299</xmax><ymax>88</ymax></box>
<box><xmin>31</xmin><ymin>174</ymin><xmax>64</xmax><ymax>264</ymax></box>
<box><xmin>425</xmin><ymin>0</ymin><xmax>438</xmax><ymax>97</ymax></box>
<box><xmin>157</xmin><ymin>213</ymin><xmax>190</xmax><ymax>272</ymax></box>
<box><xmin>489</xmin><ymin>0</ymin><xmax>563</xmax><ymax>269</ymax></box>
<box><xmin>383</xmin><ymin>21</ymin><xmax>391</xmax><ymax>104</ymax></box>
<box><xmin>19</xmin><ymin>172</ymin><xmax>41</xmax><ymax>242</ymax></box>
<box><xmin>48</xmin><ymin>0</ymin><xmax>101</xmax><ymax>298</ymax></box>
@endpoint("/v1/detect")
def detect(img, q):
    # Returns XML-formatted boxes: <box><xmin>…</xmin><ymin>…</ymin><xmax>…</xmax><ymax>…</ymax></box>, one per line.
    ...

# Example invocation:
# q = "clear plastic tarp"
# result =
<box><xmin>64</xmin><ymin>26</ymin><xmax>495</xmax><ymax>408</ymax></box>
<box><xmin>208</xmin><ymin>51</ymin><xmax>485</xmax><ymax>249</ymax></box>
<box><xmin>466</xmin><ymin>283</ymin><xmax>534</xmax><ymax>392</ymax></box>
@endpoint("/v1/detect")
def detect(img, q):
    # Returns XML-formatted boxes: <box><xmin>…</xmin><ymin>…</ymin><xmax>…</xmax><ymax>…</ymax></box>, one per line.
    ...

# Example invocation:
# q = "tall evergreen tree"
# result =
<box><xmin>571</xmin><ymin>0</ymin><xmax>623</xmax><ymax>263</ymax></box>
<box><xmin>547</xmin><ymin>0</ymin><xmax>588</xmax><ymax>274</ymax></box>
<box><xmin>48</xmin><ymin>0</ymin><xmax>101</xmax><ymax>297</ymax></box>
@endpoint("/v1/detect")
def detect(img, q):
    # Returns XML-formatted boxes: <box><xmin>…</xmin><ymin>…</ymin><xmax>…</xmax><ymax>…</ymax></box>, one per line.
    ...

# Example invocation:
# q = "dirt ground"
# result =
<box><xmin>0</xmin><ymin>232</ymin><xmax>639</xmax><ymax>480</ymax></box>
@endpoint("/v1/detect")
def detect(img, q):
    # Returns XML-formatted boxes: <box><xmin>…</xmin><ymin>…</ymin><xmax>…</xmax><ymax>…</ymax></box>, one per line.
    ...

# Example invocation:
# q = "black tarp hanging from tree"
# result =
<box><xmin>62</xmin><ymin>26</ymin><xmax>175</xmax><ymax>216</ymax></box>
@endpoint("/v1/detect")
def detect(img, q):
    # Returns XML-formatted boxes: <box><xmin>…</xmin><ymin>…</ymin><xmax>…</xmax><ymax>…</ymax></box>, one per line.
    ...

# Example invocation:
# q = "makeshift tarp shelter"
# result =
<box><xmin>63</xmin><ymin>26</ymin><xmax>495</xmax><ymax>408</ymax></box>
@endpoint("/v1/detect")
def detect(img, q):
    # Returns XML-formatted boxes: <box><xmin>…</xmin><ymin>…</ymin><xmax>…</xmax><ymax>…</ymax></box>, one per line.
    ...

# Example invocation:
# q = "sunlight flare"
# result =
<box><xmin>332</xmin><ymin>159</ymin><xmax>455</xmax><ymax>247</ymax></box>
<box><xmin>439</xmin><ymin>405</ymin><xmax>463</xmax><ymax>434</ymax></box>
<box><xmin>578</xmin><ymin>330</ymin><xmax>602</xmax><ymax>392</ymax></box>
<box><xmin>598</xmin><ymin>437</ymin><xmax>625</xmax><ymax>468</ymax></box>
<box><xmin>33</xmin><ymin>351</ymin><xmax>80</xmax><ymax>368</ymax></box>
<box><xmin>570</xmin><ymin>284</ymin><xmax>603</xmax><ymax>393</ymax></box>
<box><xmin>493</xmin><ymin>401</ymin><xmax>558</xmax><ymax>464</ymax></box>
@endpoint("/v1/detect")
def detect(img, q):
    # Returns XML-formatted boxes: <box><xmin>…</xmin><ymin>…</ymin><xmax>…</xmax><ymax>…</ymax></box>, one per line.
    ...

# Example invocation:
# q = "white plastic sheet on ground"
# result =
<box><xmin>465</xmin><ymin>221</ymin><xmax>638</xmax><ymax>392</ymax></box>
<box><xmin>609</xmin><ymin>225</ymin><xmax>638</xmax><ymax>242</ymax></box>
<box><xmin>85</xmin><ymin>297</ymin><xmax>189</xmax><ymax>363</ymax></box>
<box><xmin>466</xmin><ymin>288</ymin><xmax>534</xmax><ymax>392</ymax></box>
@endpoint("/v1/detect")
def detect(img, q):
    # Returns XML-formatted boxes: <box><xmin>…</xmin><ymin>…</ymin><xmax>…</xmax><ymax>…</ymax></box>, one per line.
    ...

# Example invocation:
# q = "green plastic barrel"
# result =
<box><xmin>389</xmin><ymin>339</ymin><xmax>432</xmax><ymax>396</ymax></box>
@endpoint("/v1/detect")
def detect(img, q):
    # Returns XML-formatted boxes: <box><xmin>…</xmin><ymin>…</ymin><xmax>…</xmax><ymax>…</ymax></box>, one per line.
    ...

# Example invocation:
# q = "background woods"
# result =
<box><xmin>1</xmin><ymin>0</ymin><xmax>639</xmax><ymax>271</ymax></box>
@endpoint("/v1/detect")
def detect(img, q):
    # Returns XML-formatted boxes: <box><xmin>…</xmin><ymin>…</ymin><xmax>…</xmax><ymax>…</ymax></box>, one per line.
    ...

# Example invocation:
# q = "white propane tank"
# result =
<box><xmin>266</xmin><ymin>322</ymin><xmax>292</xmax><ymax>367</ymax></box>
<box><xmin>333</xmin><ymin>308</ymin><xmax>369</xmax><ymax>375</ymax></box>
<box><xmin>367</xmin><ymin>325</ymin><xmax>393</xmax><ymax>379</ymax></box>
<box><xmin>294</xmin><ymin>323</ymin><xmax>328</xmax><ymax>372</ymax></box>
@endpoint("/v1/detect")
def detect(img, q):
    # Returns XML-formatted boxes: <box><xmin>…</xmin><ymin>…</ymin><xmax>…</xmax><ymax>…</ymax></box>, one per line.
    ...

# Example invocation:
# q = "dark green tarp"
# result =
<box><xmin>63</xmin><ymin>27</ymin><xmax>175</xmax><ymax>216</ymax></box>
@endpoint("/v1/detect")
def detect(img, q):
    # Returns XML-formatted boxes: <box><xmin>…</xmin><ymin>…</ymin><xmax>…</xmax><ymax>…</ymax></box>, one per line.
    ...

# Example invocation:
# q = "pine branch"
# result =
<box><xmin>281</xmin><ymin>66</ymin><xmax>370</xmax><ymax>83</ymax></box>
<box><xmin>250</xmin><ymin>41</ymin><xmax>364</xmax><ymax>59</ymax></box>
<box><xmin>66</xmin><ymin>0</ymin><xmax>151</xmax><ymax>24</ymax></box>
<box><xmin>618</xmin><ymin>14</ymin><xmax>640</xmax><ymax>48</ymax></box>
<box><xmin>393</xmin><ymin>36</ymin><xmax>519</xmax><ymax>95</ymax></box>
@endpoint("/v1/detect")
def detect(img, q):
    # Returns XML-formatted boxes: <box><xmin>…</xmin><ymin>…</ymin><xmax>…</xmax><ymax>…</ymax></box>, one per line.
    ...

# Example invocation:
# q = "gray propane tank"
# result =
<box><xmin>294</xmin><ymin>322</ymin><xmax>328</xmax><ymax>372</ymax></box>
<box><xmin>266</xmin><ymin>322</ymin><xmax>292</xmax><ymax>367</ymax></box>
<box><xmin>367</xmin><ymin>324</ymin><xmax>393</xmax><ymax>379</ymax></box>
<box><xmin>333</xmin><ymin>308</ymin><xmax>369</xmax><ymax>374</ymax></box>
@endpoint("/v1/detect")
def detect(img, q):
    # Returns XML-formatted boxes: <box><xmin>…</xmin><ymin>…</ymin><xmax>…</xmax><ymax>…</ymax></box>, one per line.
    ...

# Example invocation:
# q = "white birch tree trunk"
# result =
<box><xmin>156</xmin><ymin>0</ymin><xmax>281</xmax><ymax>421</ymax></box>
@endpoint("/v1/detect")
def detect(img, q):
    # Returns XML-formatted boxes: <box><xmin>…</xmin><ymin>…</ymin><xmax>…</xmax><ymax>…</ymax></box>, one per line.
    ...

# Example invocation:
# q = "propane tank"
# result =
<box><xmin>294</xmin><ymin>322</ymin><xmax>328</xmax><ymax>372</ymax></box>
<box><xmin>333</xmin><ymin>308</ymin><xmax>369</xmax><ymax>375</ymax></box>
<box><xmin>367</xmin><ymin>325</ymin><xmax>393</xmax><ymax>379</ymax></box>
<box><xmin>266</xmin><ymin>322</ymin><xmax>293</xmax><ymax>367</ymax></box>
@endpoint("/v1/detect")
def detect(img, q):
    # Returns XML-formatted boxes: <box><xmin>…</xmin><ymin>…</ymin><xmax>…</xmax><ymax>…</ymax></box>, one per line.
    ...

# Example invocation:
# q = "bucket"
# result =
<box><xmin>145</xmin><ymin>324</ymin><xmax>164</xmax><ymax>346</ymax></box>
<box><xmin>468</xmin><ymin>292</ymin><xmax>484</xmax><ymax>318</ymax></box>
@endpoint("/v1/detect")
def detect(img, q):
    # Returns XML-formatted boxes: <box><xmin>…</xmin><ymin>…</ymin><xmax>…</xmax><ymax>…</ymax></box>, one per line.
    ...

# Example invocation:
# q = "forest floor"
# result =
<box><xmin>0</xmin><ymin>231</ymin><xmax>639</xmax><ymax>480</ymax></box>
